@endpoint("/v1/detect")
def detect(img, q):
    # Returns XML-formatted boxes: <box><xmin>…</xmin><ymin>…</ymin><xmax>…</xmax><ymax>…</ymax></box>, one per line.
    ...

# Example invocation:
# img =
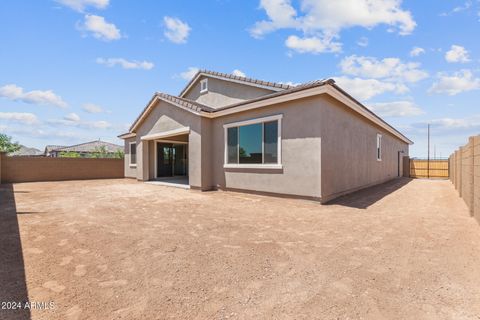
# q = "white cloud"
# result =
<box><xmin>91</xmin><ymin>120</ymin><xmax>110</xmax><ymax>129</ymax></box>
<box><xmin>56</xmin><ymin>0</ymin><xmax>109</xmax><ymax>12</ymax></box>
<box><xmin>48</xmin><ymin>116</ymin><xmax>111</xmax><ymax>129</ymax></box>
<box><xmin>440</xmin><ymin>1</ymin><xmax>473</xmax><ymax>16</ymax></box>
<box><xmin>79</xmin><ymin>14</ymin><xmax>122</xmax><ymax>41</ymax></box>
<box><xmin>409</xmin><ymin>46</ymin><xmax>425</xmax><ymax>57</ymax></box>
<box><xmin>412</xmin><ymin>115</ymin><xmax>480</xmax><ymax>133</ymax></box>
<box><xmin>250</xmin><ymin>0</ymin><xmax>416</xmax><ymax>53</ymax></box>
<box><xmin>445</xmin><ymin>45</ymin><xmax>470</xmax><ymax>63</ymax></box>
<box><xmin>232</xmin><ymin>69</ymin><xmax>247</xmax><ymax>77</ymax></box>
<box><xmin>357</xmin><ymin>37</ymin><xmax>369</xmax><ymax>47</ymax></box>
<box><xmin>0</xmin><ymin>84</ymin><xmax>67</xmax><ymax>108</ymax></box>
<box><xmin>179</xmin><ymin>67</ymin><xmax>199</xmax><ymax>80</ymax></box>
<box><xmin>334</xmin><ymin>76</ymin><xmax>408</xmax><ymax>101</ymax></box>
<box><xmin>0</xmin><ymin>112</ymin><xmax>39</xmax><ymax>125</ymax></box>
<box><xmin>163</xmin><ymin>16</ymin><xmax>191</xmax><ymax>44</ymax></box>
<box><xmin>285</xmin><ymin>35</ymin><xmax>341</xmax><ymax>54</ymax></box>
<box><xmin>339</xmin><ymin>55</ymin><xmax>429</xmax><ymax>83</ymax></box>
<box><xmin>368</xmin><ymin>101</ymin><xmax>424</xmax><ymax>117</ymax></box>
<box><xmin>96</xmin><ymin>58</ymin><xmax>154</xmax><ymax>70</ymax></box>
<box><xmin>82</xmin><ymin>103</ymin><xmax>103</xmax><ymax>113</ymax></box>
<box><xmin>429</xmin><ymin>70</ymin><xmax>480</xmax><ymax>95</ymax></box>
<box><xmin>64</xmin><ymin>113</ymin><xmax>81</xmax><ymax>122</ymax></box>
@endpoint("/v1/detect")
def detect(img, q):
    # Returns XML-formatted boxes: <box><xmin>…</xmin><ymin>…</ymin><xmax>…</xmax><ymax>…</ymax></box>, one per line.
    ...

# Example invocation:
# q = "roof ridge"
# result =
<box><xmin>199</xmin><ymin>69</ymin><xmax>293</xmax><ymax>90</ymax></box>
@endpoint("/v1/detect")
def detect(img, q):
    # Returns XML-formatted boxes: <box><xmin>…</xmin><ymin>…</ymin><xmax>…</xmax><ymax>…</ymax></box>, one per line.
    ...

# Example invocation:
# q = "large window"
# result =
<box><xmin>224</xmin><ymin>115</ymin><xmax>282</xmax><ymax>168</ymax></box>
<box><xmin>129</xmin><ymin>142</ymin><xmax>137</xmax><ymax>166</ymax></box>
<box><xmin>376</xmin><ymin>134</ymin><xmax>382</xmax><ymax>161</ymax></box>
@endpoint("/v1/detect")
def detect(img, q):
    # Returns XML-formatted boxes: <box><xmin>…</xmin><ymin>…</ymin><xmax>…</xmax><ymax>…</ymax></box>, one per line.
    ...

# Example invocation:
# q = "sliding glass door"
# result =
<box><xmin>156</xmin><ymin>143</ymin><xmax>188</xmax><ymax>177</ymax></box>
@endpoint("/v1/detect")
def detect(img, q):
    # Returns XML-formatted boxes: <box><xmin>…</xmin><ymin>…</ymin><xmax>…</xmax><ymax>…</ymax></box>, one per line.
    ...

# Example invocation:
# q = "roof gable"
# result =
<box><xmin>179</xmin><ymin>70</ymin><xmax>293</xmax><ymax>98</ymax></box>
<box><xmin>123</xmin><ymin>76</ymin><xmax>412</xmax><ymax>145</ymax></box>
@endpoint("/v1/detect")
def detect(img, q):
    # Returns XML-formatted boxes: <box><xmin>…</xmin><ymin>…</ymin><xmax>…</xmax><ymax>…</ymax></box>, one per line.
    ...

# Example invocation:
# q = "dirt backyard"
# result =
<box><xmin>1</xmin><ymin>178</ymin><xmax>480</xmax><ymax>319</ymax></box>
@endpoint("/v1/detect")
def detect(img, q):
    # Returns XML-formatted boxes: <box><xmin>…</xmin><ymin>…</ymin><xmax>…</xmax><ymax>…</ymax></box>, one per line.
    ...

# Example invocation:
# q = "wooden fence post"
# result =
<box><xmin>402</xmin><ymin>156</ymin><xmax>410</xmax><ymax>177</ymax></box>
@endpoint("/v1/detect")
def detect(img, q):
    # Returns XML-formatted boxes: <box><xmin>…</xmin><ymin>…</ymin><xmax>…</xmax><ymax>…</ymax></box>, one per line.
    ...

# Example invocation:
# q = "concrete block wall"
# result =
<box><xmin>474</xmin><ymin>136</ymin><xmax>480</xmax><ymax>222</ymax></box>
<box><xmin>449</xmin><ymin>135</ymin><xmax>480</xmax><ymax>223</ymax></box>
<box><xmin>0</xmin><ymin>154</ymin><xmax>124</xmax><ymax>183</ymax></box>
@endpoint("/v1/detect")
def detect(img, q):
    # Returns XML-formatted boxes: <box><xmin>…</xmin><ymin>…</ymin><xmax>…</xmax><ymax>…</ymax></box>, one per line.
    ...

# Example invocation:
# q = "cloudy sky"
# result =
<box><xmin>0</xmin><ymin>0</ymin><xmax>479</xmax><ymax>157</ymax></box>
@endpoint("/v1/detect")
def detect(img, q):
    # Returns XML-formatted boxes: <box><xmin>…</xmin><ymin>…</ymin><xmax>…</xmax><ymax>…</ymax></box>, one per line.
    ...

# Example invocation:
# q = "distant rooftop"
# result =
<box><xmin>51</xmin><ymin>140</ymin><xmax>122</xmax><ymax>153</ymax></box>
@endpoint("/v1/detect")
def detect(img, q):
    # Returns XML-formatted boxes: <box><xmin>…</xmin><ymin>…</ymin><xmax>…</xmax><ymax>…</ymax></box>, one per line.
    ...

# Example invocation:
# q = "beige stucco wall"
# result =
<box><xmin>206</xmin><ymin>95</ymin><xmax>408</xmax><ymax>200</ymax></box>
<box><xmin>209</xmin><ymin>96</ymin><xmax>323</xmax><ymax>198</ymax></box>
<box><xmin>183</xmin><ymin>76</ymin><xmax>275</xmax><ymax>109</ymax></box>
<box><xmin>319</xmin><ymin>96</ymin><xmax>409</xmax><ymax>202</ymax></box>
<box><xmin>132</xmin><ymin>100</ymin><xmax>204</xmax><ymax>188</ymax></box>
<box><xmin>124</xmin><ymin>137</ymin><xmax>137</xmax><ymax>178</ymax></box>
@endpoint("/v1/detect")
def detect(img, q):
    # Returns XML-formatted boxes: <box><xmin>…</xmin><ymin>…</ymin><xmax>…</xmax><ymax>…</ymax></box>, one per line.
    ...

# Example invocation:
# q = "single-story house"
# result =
<box><xmin>45</xmin><ymin>140</ymin><xmax>123</xmax><ymax>158</ymax></box>
<box><xmin>119</xmin><ymin>70</ymin><xmax>412</xmax><ymax>202</ymax></box>
<box><xmin>44</xmin><ymin>145</ymin><xmax>66</xmax><ymax>157</ymax></box>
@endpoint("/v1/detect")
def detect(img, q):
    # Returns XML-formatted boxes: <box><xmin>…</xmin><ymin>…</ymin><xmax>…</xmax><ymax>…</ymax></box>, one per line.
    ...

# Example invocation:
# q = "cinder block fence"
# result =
<box><xmin>0</xmin><ymin>152</ymin><xmax>124</xmax><ymax>184</ymax></box>
<box><xmin>449</xmin><ymin>136</ymin><xmax>480</xmax><ymax>224</ymax></box>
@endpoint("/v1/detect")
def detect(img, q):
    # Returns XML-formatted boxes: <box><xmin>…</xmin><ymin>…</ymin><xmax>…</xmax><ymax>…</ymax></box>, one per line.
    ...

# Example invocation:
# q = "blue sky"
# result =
<box><xmin>0</xmin><ymin>0</ymin><xmax>479</xmax><ymax>157</ymax></box>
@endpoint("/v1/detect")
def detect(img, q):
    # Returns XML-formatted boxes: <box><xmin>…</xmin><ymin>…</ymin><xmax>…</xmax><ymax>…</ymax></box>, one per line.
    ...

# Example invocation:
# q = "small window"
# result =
<box><xmin>200</xmin><ymin>79</ymin><xmax>208</xmax><ymax>93</ymax></box>
<box><xmin>129</xmin><ymin>142</ymin><xmax>137</xmax><ymax>166</ymax></box>
<box><xmin>376</xmin><ymin>134</ymin><xmax>382</xmax><ymax>161</ymax></box>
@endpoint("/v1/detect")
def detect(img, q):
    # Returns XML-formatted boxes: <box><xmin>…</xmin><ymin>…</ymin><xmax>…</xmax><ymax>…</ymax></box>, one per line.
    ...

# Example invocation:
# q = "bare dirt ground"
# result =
<box><xmin>1</xmin><ymin>178</ymin><xmax>480</xmax><ymax>320</ymax></box>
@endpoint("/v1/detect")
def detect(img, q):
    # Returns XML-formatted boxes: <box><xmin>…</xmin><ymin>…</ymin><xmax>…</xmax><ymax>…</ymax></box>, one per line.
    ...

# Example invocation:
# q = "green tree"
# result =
<box><xmin>113</xmin><ymin>149</ymin><xmax>124</xmax><ymax>159</ymax></box>
<box><xmin>90</xmin><ymin>146</ymin><xmax>109</xmax><ymax>158</ymax></box>
<box><xmin>0</xmin><ymin>133</ymin><xmax>21</xmax><ymax>153</ymax></box>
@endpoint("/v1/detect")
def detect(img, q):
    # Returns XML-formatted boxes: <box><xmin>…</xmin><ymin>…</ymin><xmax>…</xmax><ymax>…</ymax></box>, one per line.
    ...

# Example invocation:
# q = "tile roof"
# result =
<box><xmin>156</xmin><ymin>92</ymin><xmax>216</xmax><ymax>113</ymax></box>
<box><xmin>53</xmin><ymin>140</ymin><xmax>123</xmax><ymax>153</ymax></box>
<box><xmin>199</xmin><ymin>70</ymin><xmax>294</xmax><ymax>90</ymax></box>
<box><xmin>212</xmin><ymin>79</ymin><xmax>333</xmax><ymax>112</ymax></box>
<box><xmin>128</xmin><ymin>79</ymin><xmax>332</xmax><ymax>132</ymax></box>
<box><xmin>179</xmin><ymin>70</ymin><xmax>295</xmax><ymax>97</ymax></box>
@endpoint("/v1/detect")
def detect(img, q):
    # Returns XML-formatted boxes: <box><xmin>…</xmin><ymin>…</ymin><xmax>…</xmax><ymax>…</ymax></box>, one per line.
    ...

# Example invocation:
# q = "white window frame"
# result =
<box><xmin>376</xmin><ymin>134</ymin><xmax>382</xmax><ymax>161</ymax></box>
<box><xmin>223</xmin><ymin>114</ymin><xmax>283</xmax><ymax>169</ymax></box>
<box><xmin>200</xmin><ymin>79</ymin><xmax>208</xmax><ymax>93</ymax></box>
<box><xmin>129</xmin><ymin>142</ymin><xmax>137</xmax><ymax>167</ymax></box>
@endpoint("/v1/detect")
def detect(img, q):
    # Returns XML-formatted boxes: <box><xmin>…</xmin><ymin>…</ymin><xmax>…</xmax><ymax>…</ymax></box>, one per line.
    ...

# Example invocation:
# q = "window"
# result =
<box><xmin>129</xmin><ymin>142</ymin><xmax>137</xmax><ymax>166</ymax></box>
<box><xmin>224</xmin><ymin>114</ymin><xmax>282</xmax><ymax>168</ymax></box>
<box><xmin>376</xmin><ymin>134</ymin><xmax>382</xmax><ymax>161</ymax></box>
<box><xmin>200</xmin><ymin>79</ymin><xmax>208</xmax><ymax>93</ymax></box>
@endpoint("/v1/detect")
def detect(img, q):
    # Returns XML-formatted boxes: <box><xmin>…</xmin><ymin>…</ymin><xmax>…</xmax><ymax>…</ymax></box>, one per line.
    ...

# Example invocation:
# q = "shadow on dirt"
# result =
<box><xmin>328</xmin><ymin>178</ymin><xmax>413</xmax><ymax>209</ymax></box>
<box><xmin>0</xmin><ymin>184</ymin><xmax>31</xmax><ymax>320</ymax></box>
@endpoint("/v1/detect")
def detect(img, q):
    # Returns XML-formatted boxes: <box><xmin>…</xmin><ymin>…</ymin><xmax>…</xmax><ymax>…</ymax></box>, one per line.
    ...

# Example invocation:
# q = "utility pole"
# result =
<box><xmin>427</xmin><ymin>124</ymin><xmax>430</xmax><ymax>179</ymax></box>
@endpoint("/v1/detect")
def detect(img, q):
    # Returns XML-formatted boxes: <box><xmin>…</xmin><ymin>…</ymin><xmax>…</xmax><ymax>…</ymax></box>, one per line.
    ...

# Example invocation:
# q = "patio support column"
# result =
<box><xmin>136</xmin><ymin>140</ymin><xmax>149</xmax><ymax>181</ymax></box>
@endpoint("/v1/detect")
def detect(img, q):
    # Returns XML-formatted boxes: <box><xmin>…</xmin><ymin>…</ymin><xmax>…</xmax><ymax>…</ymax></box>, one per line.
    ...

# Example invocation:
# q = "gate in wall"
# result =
<box><xmin>410</xmin><ymin>159</ymin><xmax>449</xmax><ymax>179</ymax></box>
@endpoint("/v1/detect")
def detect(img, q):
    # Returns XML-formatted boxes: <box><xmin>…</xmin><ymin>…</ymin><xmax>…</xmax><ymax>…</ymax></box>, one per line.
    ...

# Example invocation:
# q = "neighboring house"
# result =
<box><xmin>10</xmin><ymin>145</ymin><xmax>43</xmax><ymax>157</ymax></box>
<box><xmin>119</xmin><ymin>70</ymin><xmax>412</xmax><ymax>202</ymax></box>
<box><xmin>44</xmin><ymin>145</ymin><xmax>66</xmax><ymax>157</ymax></box>
<box><xmin>45</xmin><ymin>140</ymin><xmax>122</xmax><ymax>158</ymax></box>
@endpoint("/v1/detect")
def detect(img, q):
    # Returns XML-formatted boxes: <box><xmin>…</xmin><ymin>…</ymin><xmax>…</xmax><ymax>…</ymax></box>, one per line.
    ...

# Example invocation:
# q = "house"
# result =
<box><xmin>10</xmin><ymin>145</ymin><xmax>43</xmax><ymax>157</ymax></box>
<box><xmin>45</xmin><ymin>140</ymin><xmax>123</xmax><ymax>158</ymax></box>
<box><xmin>44</xmin><ymin>145</ymin><xmax>66</xmax><ymax>157</ymax></box>
<box><xmin>118</xmin><ymin>70</ymin><xmax>412</xmax><ymax>203</ymax></box>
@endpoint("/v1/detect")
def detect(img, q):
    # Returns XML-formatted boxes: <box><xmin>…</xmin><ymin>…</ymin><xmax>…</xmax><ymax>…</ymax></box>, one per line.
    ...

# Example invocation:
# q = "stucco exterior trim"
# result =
<box><xmin>140</xmin><ymin>127</ymin><xmax>190</xmax><ymax>141</ymax></box>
